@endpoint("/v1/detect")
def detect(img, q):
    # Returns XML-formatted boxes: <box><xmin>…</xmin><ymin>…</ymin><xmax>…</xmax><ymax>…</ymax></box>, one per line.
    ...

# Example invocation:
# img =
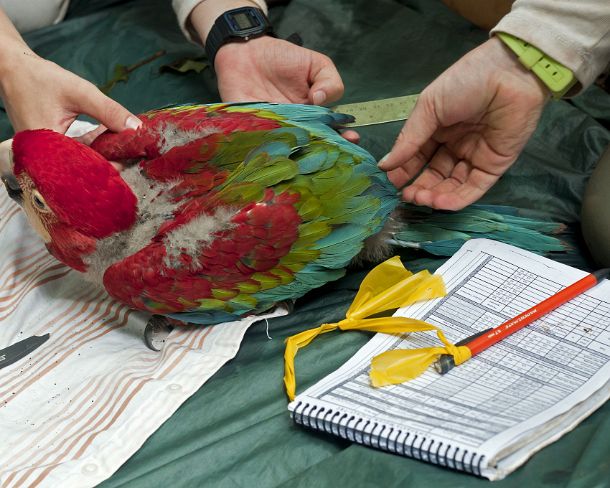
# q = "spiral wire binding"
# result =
<box><xmin>291</xmin><ymin>401</ymin><xmax>486</xmax><ymax>477</ymax></box>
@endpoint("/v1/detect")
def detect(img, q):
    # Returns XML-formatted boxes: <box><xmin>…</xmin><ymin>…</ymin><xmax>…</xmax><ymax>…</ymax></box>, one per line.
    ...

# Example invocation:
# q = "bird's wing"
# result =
<box><xmin>102</xmin><ymin>116</ymin><xmax>397</xmax><ymax>324</ymax></box>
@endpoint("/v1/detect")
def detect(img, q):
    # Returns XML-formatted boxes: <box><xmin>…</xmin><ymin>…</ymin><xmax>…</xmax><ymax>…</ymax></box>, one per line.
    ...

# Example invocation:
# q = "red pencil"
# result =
<box><xmin>435</xmin><ymin>268</ymin><xmax>610</xmax><ymax>374</ymax></box>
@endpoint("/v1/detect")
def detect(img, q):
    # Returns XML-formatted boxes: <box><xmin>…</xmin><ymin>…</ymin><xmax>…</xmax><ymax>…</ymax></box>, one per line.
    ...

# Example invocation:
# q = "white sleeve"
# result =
<box><xmin>172</xmin><ymin>0</ymin><xmax>269</xmax><ymax>45</ymax></box>
<box><xmin>490</xmin><ymin>0</ymin><xmax>610</xmax><ymax>92</ymax></box>
<box><xmin>0</xmin><ymin>0</ymin><xmax>69</xmax><ymax>33</ymax></box>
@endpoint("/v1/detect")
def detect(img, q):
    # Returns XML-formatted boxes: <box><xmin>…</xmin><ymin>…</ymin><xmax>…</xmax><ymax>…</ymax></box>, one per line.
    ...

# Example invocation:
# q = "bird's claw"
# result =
<box><xmin>144</xmin><ymin>315</ymin><xmax>174</xmax><ymax>351</ymax></box>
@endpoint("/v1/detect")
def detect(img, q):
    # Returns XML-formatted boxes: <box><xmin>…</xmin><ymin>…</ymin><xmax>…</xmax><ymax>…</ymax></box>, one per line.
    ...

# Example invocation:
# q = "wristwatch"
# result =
<box><xmin>205</xmin><ymin>6</ymin><xmax>274</xmax><ymax>66</ymax></box>
<box><xmin>497</xmin><ymin>32</ymin><xmax>577</xmax><ymax>99</ymax></box>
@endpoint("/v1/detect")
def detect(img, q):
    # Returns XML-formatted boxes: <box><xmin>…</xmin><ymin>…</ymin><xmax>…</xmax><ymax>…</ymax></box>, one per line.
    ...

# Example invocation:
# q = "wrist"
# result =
<box><xmin>495</xmin><ymin>32</ymin><xmax>576</xmax><ymax>99</ymax></box>
<box><xmin>487</xmin><ymin>37</ymin><xmax>550</xmax><ymax>101</ymax></box>
<box><xmin>189</xmin><ymin>0</ymin><xmax>262</xmax><ymax>45</ymax></box>
<box><xmin>0</xmin><ymin>39</ymin><xmax>35</xmax><ymax>71</ymax></box>
<box><xmin>214</xmin><ymin>35</ymin><xmax>272</xmax><ymax>69</ymax></box>
<box><xmin>0</xmin><ymin>44</ymin><xmax>39</xmax><ymax>96</ymax></box>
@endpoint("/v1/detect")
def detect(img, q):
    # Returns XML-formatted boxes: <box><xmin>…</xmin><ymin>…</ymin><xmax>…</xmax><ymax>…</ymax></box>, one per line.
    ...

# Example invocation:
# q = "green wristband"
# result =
<box><xmin>497</xmin><ymin>32</ymin><xmax>576</xmax><ymax>99</ymax></box>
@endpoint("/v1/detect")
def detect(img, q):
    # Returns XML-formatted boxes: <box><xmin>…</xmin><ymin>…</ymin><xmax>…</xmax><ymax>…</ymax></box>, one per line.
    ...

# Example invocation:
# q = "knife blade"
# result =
<box><xmin>0</xmin><ymin>333</ymin><xmax>50</xmax><ymax>370</ymax></box>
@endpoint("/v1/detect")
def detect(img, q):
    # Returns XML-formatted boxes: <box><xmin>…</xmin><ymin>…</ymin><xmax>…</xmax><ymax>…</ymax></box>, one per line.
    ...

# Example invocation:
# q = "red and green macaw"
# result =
<box><xmin>5</xmin><ymin>103</ymin><xmax>398</xmax><ymax>324</ymax></box>
<box><xmin>3</xmin><ymin>103</ymin><xmax>565</xmax><ymax>325</ymax></box>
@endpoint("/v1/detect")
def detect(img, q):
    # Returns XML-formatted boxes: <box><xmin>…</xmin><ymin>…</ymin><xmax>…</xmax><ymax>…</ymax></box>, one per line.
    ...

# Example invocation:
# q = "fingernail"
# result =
<box><xmin>378</xmin><ymin>154</ymin><xmax>389</xmax><ymax>169</ymax></box>
<box><xmin>312</xmin><ymin>91</ymin><xmax>326</xmax><ymax>105</ymax></box>
<box><xmin>125</xmin><ymin>116</ymin><xmax>142</xmax><ymax>130</ymax></box>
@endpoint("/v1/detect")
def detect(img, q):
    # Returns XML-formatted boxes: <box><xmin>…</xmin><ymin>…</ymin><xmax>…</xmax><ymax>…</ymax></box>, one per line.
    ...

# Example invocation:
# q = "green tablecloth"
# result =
<box><xmin>2</xmin><ymin>0</ymin><xmax>610</xmax><ymax>486</ymax></box>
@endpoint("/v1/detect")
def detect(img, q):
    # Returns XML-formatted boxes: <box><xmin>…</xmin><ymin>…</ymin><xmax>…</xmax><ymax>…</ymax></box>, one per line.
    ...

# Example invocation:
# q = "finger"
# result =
<box><xmin>401</xmin><ymin>163</ymin><xmax>445</xmax><ymax>204</ymax></box>
<box><xmin>0</xmin><ymin>139</ymin><xmax>13</xmax><ymax>173</ymax></box>
<box><xmin>431</xmin><ymin>167</ymin><xmax>499</xmax><ymax>211</ymax></box>
<box><xmin>75</xmin><ymin>82</ymin><xmax>141</xmax><ymax>132</ymax></box>
<box><xmin>110</xmin><ymin>161</ymin><xmax>126</xmax><ymax>172</ymax></box>
<box><xmin>378</xmin><ymin>95</ymin><xmax>439</xmax><ymax>172</ymax></box>
<box><xmin>74</xmin><ymin>125</ymin><xmax>107</xmax><ymax>145</ymax></box>
<box><xmin>401</xmin><ymin>147</ymin><xmax>458</xmax><ymax>203</ymax></box>
<box><xmin>402</xmin><ymin>147</ymin><xmax>461</xmax><ymax>205</ymax></box>
<box><xmin>308</xmin><ymin>56</ymin><xmax>344</xmax><ymax>105</ymax></box>
<box><xmin>386</xmin><ymin>166</ymin><xmax>413</xmax><ymax>189</ymax></box>
<box><xmin>410</xmin><ymin>160</ymin><xmax>469</xmax><ymax>207</ymax></box>
<box><xmin>382</xmin><ymin>137</ymin><xmax>440</xmax><ymax>190</ymax></box>
<box><xmin>416</xmin><ymin>146</ymin><xmax>458</xmax><ymax>187</ymax></box>
<box><xmin>340</xmin><ymin>129</ymin><xmax>360</xmax><ymax>144</ymax></box>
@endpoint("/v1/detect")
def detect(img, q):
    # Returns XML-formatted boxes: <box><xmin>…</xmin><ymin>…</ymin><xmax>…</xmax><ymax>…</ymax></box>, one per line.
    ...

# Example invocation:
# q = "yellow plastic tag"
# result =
<box><xmin>283</xmin><ymin>256</ymin><xmax>472</xmax><ymax>400</ymax></box>
<box><xmin>370</xmin><ymin>327</ymin><xmax>471</xmax><ymax>387</ymax></box>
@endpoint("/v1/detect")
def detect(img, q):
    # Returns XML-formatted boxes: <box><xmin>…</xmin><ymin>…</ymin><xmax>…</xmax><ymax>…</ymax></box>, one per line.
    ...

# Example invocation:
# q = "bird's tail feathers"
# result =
<box><xmin>359</xmin><ymin>204</ymin><xmax>568</xmax><ymax>261</ymax></box>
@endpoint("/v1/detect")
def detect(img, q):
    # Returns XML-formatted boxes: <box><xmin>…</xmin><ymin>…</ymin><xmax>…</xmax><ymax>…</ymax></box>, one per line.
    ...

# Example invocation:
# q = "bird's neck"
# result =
<box><xmin>81</xmin><ymin>165</ymin><xmax>181</xmax><ymax>285</ymax></box>
<box><xmin>47</xmin><ymin>225</ymin><xmax>97</xmax><ymax>272</ymax></box>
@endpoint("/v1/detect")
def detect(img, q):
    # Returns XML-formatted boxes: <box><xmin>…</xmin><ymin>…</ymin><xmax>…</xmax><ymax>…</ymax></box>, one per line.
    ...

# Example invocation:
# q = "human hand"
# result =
<box><xmin>215</xmin><ymin>36</ymin><xmax>359</xmax><ymax>142</ymax></box>
<box><xmin>187</xmin><ymin>0</ymin><xmax>357</xmax><ymax>142</ymax></box>
<box><xmin>215</xmin><ymin>35</ymin><xmax>344</xmax><ymax>105</ymax></box>
<box><xmin>0</xmin><ymin>50</ymin><xmax>141</xmax><ymax>134</ymax></box>
<box><xmin>187</xmin><ymin>0</ymin><xmax>344</xmax><ymax>105</ymax></box>
<box><xmin>378</xmin><ymin>37</ymin><xmax>549</xmax><ymax>210</ymax></box>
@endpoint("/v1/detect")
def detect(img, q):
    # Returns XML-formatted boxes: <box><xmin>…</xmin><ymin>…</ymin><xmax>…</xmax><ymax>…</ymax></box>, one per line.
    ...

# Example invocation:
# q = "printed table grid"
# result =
<box><xmin>311</xmin><ymin>248</ymin><xmax>610</xmax><ymax>449</ymax></box>
<box><xmin>414</xmin><ymin>253</ymin><xmax>610</xmax><ymax>434</ymax></box>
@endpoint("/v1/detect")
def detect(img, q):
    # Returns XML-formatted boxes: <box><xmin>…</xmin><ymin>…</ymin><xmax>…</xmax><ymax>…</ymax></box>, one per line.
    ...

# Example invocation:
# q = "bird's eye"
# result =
<box><xmin>31</xmin><ymin>191</ymin><xmax>48</xmax><ymax>211</ymax></box>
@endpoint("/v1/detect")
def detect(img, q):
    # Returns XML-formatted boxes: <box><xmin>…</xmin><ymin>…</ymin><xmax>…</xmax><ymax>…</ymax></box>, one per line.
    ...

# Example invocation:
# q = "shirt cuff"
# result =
<box><xmin>491</xmin><ymin>9</ymin><xmax>609</xmax><ymax>94</ymax></box>
<box><xmin>173</xmin><ymin>0</ymin><xmax>269</xmax><ymax>46</ymax></box>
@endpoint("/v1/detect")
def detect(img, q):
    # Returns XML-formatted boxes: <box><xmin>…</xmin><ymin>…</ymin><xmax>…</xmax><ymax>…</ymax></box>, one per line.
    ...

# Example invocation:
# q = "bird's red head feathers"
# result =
<box><xmin>12</xmin><ymin>129</ymin><xmax>137</xmax><ymax>239</ymax></box>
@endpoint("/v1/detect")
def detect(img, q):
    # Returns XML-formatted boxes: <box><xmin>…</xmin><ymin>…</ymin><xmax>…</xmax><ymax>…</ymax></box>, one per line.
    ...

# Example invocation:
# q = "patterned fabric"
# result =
<box><xmin>0</xmin><ymin>124</ymin><xmax>287</xmax><ymax>487</ymax></box>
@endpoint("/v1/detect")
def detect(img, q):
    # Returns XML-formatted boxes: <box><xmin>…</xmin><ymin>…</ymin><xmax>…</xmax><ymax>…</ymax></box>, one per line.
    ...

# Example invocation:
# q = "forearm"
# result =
<box><xmin>491</xmin><ymin>0</ymin><xmax>610</xmax><ymax>92</ymax></box>
<box><xmin>0</xmin><ymin>8</ymin><xmax>35</xmax><ymax>71</ymax></box>
<box><xmin>173</xmin><ymin>0</ymin><xmax>268</xmax><ymax>45</ymax></box>
<box><xmin>0</xmin><ymin>8</ymin><xmax>39</xmax><ymax>105</ymax></box>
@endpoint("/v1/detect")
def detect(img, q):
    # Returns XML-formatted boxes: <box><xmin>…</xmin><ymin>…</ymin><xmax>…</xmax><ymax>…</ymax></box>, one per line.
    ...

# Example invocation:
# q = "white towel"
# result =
<box><xmin>0</xmin><ymin>123</ymin><xmax>287</xmax><ymax>487</ymax></box>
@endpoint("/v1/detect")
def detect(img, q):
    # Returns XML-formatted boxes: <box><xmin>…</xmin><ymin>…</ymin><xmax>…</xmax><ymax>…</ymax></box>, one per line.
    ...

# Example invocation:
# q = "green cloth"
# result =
<box><xmin>2</xmin><ymin>0</ymin><xmax>609</xmax><ymax>486</ymax></box>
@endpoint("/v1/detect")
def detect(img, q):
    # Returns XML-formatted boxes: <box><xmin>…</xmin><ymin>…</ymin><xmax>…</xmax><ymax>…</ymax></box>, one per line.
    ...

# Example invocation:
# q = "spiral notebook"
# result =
<box><xmin>288</xmin><ymin>239</ymin><xmax>610</xmax><ymax>480</ymax></box>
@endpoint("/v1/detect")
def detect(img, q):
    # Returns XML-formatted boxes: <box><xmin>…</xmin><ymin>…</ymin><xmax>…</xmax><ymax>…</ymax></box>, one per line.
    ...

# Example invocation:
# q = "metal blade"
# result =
<box><xmin>332</xmin><ymin>94</ymin><xmax>419</xmax><ymax>127</ymax></box>
<box><xmin>0</xmin><ymin>333</ymin><xmax>50</xmax><ymax>370</ymax></box>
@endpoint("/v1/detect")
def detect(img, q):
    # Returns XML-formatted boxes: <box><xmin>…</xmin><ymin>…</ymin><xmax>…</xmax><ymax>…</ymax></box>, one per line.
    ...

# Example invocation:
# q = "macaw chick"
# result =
<box><xmin>5</xmin><ymin>103</ymin><xmax>398</xmax><ymax>325</ymax></box>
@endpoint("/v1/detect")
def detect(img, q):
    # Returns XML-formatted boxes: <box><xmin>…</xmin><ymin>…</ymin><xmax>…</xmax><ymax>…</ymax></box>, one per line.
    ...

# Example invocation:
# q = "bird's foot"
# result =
<box><xmin>144</xmin><ymin>315</ymin><xmax>175</xmax><ymax>351</ymax></box>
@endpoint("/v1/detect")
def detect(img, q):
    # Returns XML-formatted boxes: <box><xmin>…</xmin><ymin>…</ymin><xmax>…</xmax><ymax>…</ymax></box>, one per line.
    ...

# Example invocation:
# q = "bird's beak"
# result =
<box><xmin>2</xmin><ymin>173</ymin><xmax>22</xmax><ymax>205</ymax></box>
<box><xmin>0</xmin><ymin>139</ymin><xmax>22</xmax><ymax>205</ymax></box>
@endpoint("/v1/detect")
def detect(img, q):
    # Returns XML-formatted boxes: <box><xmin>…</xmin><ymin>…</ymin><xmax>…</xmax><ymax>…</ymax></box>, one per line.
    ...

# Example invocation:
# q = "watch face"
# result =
<box><xmin>227</xmin><ymin>8</ymin><xmax>264</xmax><ymax>33</ymax></box>
<box><xmin>233</xmin><ymin>12</ymin><xmax>255</xmax><ymax>30</ymax></box>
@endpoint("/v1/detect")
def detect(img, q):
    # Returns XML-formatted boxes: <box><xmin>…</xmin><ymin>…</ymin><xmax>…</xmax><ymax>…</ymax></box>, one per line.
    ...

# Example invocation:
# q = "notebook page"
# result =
<box><xmin>289</xmin><ymin>239</ymin><xmax>610</xmax><ymax>480</ymax></box>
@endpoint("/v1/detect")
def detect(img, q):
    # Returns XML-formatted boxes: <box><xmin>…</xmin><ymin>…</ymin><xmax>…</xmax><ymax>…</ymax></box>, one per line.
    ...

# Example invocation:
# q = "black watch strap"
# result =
<box><xmin>205</xmin><ymin>7</ymin><xmax>274</xmax><ymax>66</ymax></box>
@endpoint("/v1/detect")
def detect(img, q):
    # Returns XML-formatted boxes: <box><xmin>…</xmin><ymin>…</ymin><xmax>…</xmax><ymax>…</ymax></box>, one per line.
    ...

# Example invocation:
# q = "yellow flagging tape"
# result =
<box><xmin>283</xmin><ymin>256</ymin><xmax>471</xmax><ymax>400</ymax></box>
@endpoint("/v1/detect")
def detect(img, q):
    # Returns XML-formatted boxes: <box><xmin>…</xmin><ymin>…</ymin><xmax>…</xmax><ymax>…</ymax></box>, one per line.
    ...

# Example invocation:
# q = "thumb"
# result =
<box><xmin>308</xmin><ymin>57</ymin><xmax>344</xmax><ymax>105</ymax></box>
<box><xmin>378</xmin><ymin>95</ymin><xmax>439</xmax><ymax>171</ymax></box>
<box><xmin>0</xmin><ymin>138</ymin><xmax>12</xmax><ymax>174</ymax></box>
<box><xmin>77</xmin><ymin>83</ymin><xmax>141</xmax><ymax>132</ymax></box>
